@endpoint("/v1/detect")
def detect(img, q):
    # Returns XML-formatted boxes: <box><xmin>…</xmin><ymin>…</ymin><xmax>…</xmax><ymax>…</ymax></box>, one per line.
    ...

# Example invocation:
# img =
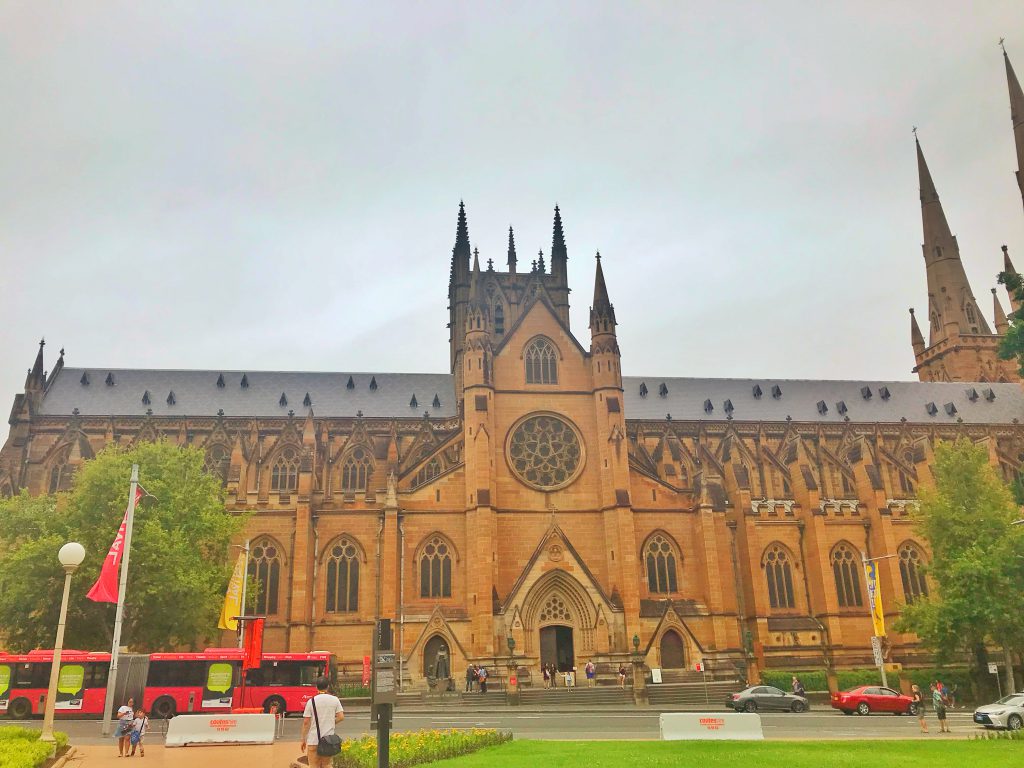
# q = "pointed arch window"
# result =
<box><xmin>204</xmin><ymin>444</ymin><xmax>230</xmax><ymax>484</ymax></box>
<box><xmin>644</xmin><ymin>533</ymin><xmax>679</xmax><ymax>594</ymax></box>
<box><xmin>524</xmin><ymin>338</ymin><xmax>558</xmax><ymax>384</ymax></box>
<box><xmin>898</xmin><ymin>542</ymin><xmax>929</xmax><ymax>603</ymax></box>
<box><xmin>840</xmin><ymin>469</ymin><xmax>855</xmax><ymax>497</ymax></box>
<box><xmin>494</xmin><ymin>303</ymin><xmax>505</xmax><ymax>335</ymax></box>
<box><xmin>49</xmin><ymin>462</ymin><xmax>70</xmax><ymax>493</ymax></box>
<box><xmin>895</xmin><ymin>452</ymin><xmax>915</xmax><ymax>496</ymax></box>
<box><xmin>763</xmin><ymin>544</ymin><xmax>796</xmax><ymax>609</ymax></box>
<box><xmin>270</xmin><ymin>447</ymin><xmax>299</xmax><ymax>492</ymax></box>
<box><xmin>414</xmin><ymin>458</ymin><xmax>441</xmax><ymax>488</ymax></box>
<box><xmin>831</xmin><ymin>543</ymin><xmax>863</xmax><ymax>608</ymax></box>
<box><xmin>966</xmin><ymin>303</ymin><xmax>977</xmax><ymax>324</ymax></box>
<box><xmin>325</xmin><ymin>537</ymin><xmax>360</xmax><ymax>613</ymax></box>
<box><xmin>341</xmin><ymin>447</ymin><xmax>374</xmax><ymax>493</ymax></box>
<box><xmin>248</xmin><ymin>536</ymin><xmax>282</xmax><ymax>615</ymax></box>
<box><xmin>419</xmin><ymin>535</ymin><xmax>452</xmax><ymax>598</ymax></box>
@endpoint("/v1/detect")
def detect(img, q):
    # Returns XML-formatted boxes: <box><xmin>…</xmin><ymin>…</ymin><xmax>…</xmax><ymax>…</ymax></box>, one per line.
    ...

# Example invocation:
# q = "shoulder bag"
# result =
<box><xmin>311</xmin><ymin>694</ymin><xmax>342</xmax><ymax>757</ymax></box>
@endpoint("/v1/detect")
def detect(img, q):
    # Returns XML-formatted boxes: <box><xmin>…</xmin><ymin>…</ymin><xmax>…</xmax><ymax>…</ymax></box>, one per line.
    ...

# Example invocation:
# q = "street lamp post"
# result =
<box><xmin>40</xmin><ymin>542</ymin><xmax>86</xmax><ymax>744</ymax></box>
<box><xmin>862</xmin><ymin>552</ymin><xmax>897</xmax><ymax>689</ymax></box>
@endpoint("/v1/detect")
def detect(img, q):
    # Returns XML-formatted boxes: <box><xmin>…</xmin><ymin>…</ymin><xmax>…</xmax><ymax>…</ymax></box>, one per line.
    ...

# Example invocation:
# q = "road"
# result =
<box><xmin>9</xmin><ymin>707</ymin><xmax>986</xmax><ymax>743</ymax></box>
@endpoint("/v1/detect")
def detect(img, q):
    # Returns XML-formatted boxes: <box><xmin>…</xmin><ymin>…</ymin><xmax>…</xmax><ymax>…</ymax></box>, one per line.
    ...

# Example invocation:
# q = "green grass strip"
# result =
<box><xmin>425</xmin><ymin>739</ymin><xmax>1023</xmax><ymax>768</ymax></box>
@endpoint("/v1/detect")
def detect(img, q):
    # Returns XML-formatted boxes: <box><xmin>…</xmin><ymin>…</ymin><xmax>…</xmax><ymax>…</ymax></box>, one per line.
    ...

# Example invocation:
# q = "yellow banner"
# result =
<box><xmin>218</xmin><ymin>552</ymin><xmax>246</xmax><ymax>631</ymax></box>
<box><xmin>864</xmin><ymin>561</ymin><xmax>886</xmax><ymax>637</ymax></box>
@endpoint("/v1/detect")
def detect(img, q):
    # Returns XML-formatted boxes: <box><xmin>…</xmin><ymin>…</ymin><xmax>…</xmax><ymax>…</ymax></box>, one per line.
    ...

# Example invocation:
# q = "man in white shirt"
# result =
<box><xmin>300</xmin><ymin>677</ymin><xmax>344</xmax><ymax>768</ymax></box>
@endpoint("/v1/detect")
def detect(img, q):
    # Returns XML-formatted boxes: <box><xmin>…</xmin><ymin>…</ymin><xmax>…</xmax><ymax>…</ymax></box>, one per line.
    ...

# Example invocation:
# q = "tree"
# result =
<box><xmin>895</xmin><ymin>438</ymin><xmax>1024</xmax><ymax>694</ymax></box>
<box><xmin>998</xmin><ymin>266</ymin><xmax>1024</xmax><ymax>375</ymax></box>
<box><xmin>0</xmin><ymin>441</ymin><xmax>244</xmax><ymax>652</ymax></box>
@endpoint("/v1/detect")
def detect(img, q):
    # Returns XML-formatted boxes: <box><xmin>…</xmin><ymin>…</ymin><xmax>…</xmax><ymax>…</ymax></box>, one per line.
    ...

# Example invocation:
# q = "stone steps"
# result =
<box><xmin>647</xmin><ymin>681</ymin><xmax>739</xmax><ymax>706</ymax></box>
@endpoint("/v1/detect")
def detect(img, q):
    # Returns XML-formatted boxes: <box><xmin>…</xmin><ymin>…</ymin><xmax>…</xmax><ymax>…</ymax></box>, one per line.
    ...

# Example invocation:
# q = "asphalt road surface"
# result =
<box><xmin>9</xmin><ymin>707</ymin><xmax>986</xmax><ymax>743</ymax></box>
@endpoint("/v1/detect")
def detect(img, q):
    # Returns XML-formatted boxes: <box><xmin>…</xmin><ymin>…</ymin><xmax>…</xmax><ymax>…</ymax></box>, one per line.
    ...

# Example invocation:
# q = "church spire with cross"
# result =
<box><xmin>1003</xmin><ymin>41</ymin><xmax>1024</xmax><ymax>212</ymax></box>
<box><xmin>915</xmin><ymin>134</ymin><xmax>990</xmax><ymax>344</ymax></box>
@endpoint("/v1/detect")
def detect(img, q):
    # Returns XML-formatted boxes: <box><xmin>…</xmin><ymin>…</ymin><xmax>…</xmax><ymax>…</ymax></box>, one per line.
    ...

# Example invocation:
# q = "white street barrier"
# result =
<box><xmin>659</xmin><ymin>712</ymin><xmax>764</xmax><ymax>741</ymax></box>
<box><xmin>165</xmin><ymin>713</ymin><xmax>277</xmax><ymax>747</ymax></box>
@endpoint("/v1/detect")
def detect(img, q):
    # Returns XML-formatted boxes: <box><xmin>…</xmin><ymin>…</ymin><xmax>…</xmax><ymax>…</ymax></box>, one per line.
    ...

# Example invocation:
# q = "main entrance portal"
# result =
<box><xmin>539</xmin><ymin>625</ymin><xmax>575</xmax><ymax>672</ymax></box>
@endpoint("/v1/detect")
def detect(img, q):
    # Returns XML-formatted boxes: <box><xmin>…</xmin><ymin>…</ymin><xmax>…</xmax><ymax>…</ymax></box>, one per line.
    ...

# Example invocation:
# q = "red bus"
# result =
<box><xmin>0</xmin><ymin>650</ymin><xmax>111</xmax><ymax>719</ymax></box>
<box><xmin>143</xmin><ymin>648</ymin><xmax>334</xmax><ymax>718</ymax></box>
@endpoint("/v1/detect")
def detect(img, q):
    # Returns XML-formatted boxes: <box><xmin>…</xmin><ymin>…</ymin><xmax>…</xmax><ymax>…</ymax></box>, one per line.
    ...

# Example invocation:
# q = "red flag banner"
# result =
<box><xmin>87</xmin><ymin>487</ymin><xmax>143</xmax><ymax>603</ymax></box>
<box><xmin>243</xmin><ymin>617</ymin><xmax>265</xmax><ymax>670</ymax></box>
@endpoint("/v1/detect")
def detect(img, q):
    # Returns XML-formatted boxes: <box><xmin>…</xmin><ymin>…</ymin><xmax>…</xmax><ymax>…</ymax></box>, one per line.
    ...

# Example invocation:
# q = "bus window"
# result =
<box><xmin>14</xmin><ymin>663</ymin><xmax>51</xmax><ymax>688</ymax></box>
<box><xmin>147</xmin><ymin>660</ymin><xmax>209</xmax><ymax>687</ymax></box>
<box><xmin>85</xmin><ymin>663</ymin><xmax>109</xmax><ymax>688</ymax></box>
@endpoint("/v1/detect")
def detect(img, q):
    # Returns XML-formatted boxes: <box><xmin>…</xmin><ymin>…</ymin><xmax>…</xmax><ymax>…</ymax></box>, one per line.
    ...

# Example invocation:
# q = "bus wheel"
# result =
<box><xmin>152</xmin><ymin>697</ymin><xmax>176</xmax><ymax>719</ymax></box>
<box><xmin>263</xmin><ymin>696</ymin><xmax>286</xmax><ymax>716</ymax></box>
<box><xmin>8</xmin><ymin>698</ymin><xmax>32</xmax><ymax>719</ymax></box>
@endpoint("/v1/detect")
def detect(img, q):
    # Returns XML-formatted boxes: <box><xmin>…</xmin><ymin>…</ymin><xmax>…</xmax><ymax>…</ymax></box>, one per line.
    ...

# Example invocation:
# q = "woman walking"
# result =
<box><xmin>115</xmin><ymin>697</ymin><xmax>135</xmax><ymax>757</ymax></box>
<box><xmin>911</xmin><ymin>685</ymin><xmax>928</xmax><ymax>734</ymax></box>
<box><xmin>542</xmin><ymin>664</ymin><xmax>551</xmax><ymax>690</ymax></box>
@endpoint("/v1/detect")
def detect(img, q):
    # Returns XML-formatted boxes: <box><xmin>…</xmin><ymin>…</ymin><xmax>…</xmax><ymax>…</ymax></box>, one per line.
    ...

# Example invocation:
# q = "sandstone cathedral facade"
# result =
<box><xmin>4</xmin><ymin>50</ymin><xmax>1024</xmax><ymax>688</ymax></box>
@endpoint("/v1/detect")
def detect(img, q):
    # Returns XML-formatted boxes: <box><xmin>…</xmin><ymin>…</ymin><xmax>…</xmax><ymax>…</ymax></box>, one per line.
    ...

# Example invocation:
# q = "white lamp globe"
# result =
<box><xmin>58</xmin><ymin>542</ymin><xmax>86</xmax><ymax>568</ymax></box>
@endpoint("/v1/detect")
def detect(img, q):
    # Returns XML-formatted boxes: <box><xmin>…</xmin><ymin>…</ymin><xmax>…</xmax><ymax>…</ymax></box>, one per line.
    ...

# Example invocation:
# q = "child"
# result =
<box><xmin>129</xmin><ymin>709</ymin><xmax>148</xmax><ymax>757</ymax></box>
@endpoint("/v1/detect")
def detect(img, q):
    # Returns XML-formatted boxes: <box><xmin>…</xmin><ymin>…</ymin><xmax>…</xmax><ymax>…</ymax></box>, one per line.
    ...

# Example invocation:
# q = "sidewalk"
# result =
<box><xmin>69</xmin><ymin>744</ymin><xmax>301</xmax><ymax>768</ymax></box>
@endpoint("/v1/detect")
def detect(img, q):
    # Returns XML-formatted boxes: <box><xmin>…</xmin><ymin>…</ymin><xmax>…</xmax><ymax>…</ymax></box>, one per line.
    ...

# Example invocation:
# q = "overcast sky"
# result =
<box><xmin>3</xmin><ymin>2</ymin><xmax>1024</xmax><ymax>443</ymax></box>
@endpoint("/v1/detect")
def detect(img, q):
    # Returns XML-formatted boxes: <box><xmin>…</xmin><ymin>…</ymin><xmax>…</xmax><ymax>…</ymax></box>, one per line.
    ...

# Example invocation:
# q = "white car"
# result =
<box><xmin>973</xmin><ymin>694</ymin><xmax>1024</xmax><ymax>730</ymax></box>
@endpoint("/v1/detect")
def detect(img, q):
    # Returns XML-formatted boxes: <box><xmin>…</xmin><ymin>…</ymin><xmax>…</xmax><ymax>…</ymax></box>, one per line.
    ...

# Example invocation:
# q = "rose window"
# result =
<box><xmin>539</xmin><ymin>596</ymin><xmax>570</xmax><ymax>623</ymax></box>
<box><xmin>506</xmin><ymin>414</ymin><xmax>584</xmax><ymax>491</ymax></box>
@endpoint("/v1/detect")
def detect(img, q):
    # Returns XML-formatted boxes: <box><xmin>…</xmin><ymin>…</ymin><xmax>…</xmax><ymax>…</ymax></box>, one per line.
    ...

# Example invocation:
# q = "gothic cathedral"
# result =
<box><xmin>3</xmin><ymin>49</ymin><xmax>1024</xmax><ymax>688</ymax></box>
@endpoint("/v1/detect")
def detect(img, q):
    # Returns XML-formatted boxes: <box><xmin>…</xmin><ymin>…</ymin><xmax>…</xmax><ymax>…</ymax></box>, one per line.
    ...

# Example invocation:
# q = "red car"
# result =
<box><xmin>830</xmin><ymin>686</ymin><xmax>919</xmax><ymax>716</ymax></box>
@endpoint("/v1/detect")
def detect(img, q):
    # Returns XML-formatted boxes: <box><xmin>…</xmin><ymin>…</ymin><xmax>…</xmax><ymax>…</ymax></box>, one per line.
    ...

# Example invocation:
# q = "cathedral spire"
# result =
<box><xmin>1003</xmin><ymin>244</ymin><xmax>1021</xmax><ymax>313</ymax></box>
<box><xmin>993</xmin><ymin>288</ymin><xmax>1010</xmax><ymax>334</ymax></box>
<box><xmin>25</xmin><ymin>338</ymin><xmax>46</xmax><ymax>390</ymax></box>
<box><xmin>452</xmin><ymin>201</ymin><xmax>471</xmax><ymax>281</ymax></box>
<box><xmin>1004</xmin><ymin>44</ymin><xmax>1024</xmax><ymax>211</ymax></box>
<box><xmin>550</xmin><ymin>205</ymin><xmax>567</xmax><ymax>283</ymax></box>
<box><xmin>590</xmin><ymin>251</ymin><xmax>617</xmax><ymax>333</ymax></box>
<box><xmin>507</xmin><ymin>226</ymin><xmax>518</xmax><ymax>273</ymax></box>
<box><xmin>916</xmin><ymin>136</ymin><xmax>991</xmax><ymax>341</ymax></box>
<box><xmin>909</xmin><ymin>309</ymin><xmax>925</xmax><ymax>354</ymax></box>
<box><xmin>469</xmin><ymin>246</ymin><xmax>482</xmax><ymax>303</ymax></box>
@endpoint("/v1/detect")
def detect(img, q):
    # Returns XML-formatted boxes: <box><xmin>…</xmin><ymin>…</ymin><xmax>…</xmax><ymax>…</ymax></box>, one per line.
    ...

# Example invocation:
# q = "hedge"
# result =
<box><xmin>334</xmin><ymin>729</ymin><xmax>512</xmax><ymax>768</ymax></box>
<box><xmin>0</xmin><ymin>725</ymin><xmax>69</xmax><ymax>768</ymax></box>
<box><xmin>761</xmin><ymin>667</ymin><xmax>974</xmax><ymax>697</ymax></box>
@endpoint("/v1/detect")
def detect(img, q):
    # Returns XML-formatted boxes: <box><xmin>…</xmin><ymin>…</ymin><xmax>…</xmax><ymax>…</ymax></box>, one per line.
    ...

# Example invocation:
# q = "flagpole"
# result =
<box><xmin>237</xmin><ymin>539</ymin><xmax>250</xmax><ymax>649</ymax></box>
<box><xmin>100</xmin><ymin>464</ymin><xmax>140</xmax><ymax>736</ymax></box>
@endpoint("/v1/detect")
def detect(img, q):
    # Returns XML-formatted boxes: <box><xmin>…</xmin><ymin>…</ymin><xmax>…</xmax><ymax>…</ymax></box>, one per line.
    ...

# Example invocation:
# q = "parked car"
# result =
<box><xmin>726</xmin><ymin>685</ymin><xmax>809</xmax><ymax>713</ymax></box>
<box><xmin>830</xmin><ymin>686</ymin><xmax>918</xmax><ymax>716</ymax></box>
<box><xmin>973</xmin><ymin>694</ymin><xmax>1024</xmax><ymax>730</ymax></box>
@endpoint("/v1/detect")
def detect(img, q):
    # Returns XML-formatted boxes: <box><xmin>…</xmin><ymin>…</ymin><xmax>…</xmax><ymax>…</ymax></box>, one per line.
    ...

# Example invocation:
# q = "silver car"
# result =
<box><xmin>973</xmin><ymin>694</ymin><xmax>1024</xmax><ymax>730</ymax></box>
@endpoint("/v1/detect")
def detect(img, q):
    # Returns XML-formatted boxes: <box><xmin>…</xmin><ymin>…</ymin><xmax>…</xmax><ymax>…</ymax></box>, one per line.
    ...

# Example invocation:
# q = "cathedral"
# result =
<box><xmin>3</xmin><ymin>50</ymin><xmax>1024</xmax><ymax>689</ymax></box>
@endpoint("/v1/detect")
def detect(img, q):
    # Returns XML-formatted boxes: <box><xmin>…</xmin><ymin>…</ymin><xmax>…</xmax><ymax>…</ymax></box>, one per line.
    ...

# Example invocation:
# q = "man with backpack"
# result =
<box><xmin>300</xmin><ymin>676</ymin><xmax>344</xmax><ymax>768</ymax></box>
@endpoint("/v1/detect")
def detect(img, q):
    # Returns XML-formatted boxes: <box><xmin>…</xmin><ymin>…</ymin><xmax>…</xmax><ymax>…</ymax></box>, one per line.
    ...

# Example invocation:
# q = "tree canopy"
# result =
<box><xmin>895</xmin><ymin>438</ymin><xmax>1024</xmax><ymax>691</ymax></box>
<box><xmin>0</xmin><ymin>441</ymin><xmax>244</xmax><ymax>652</ymax></box>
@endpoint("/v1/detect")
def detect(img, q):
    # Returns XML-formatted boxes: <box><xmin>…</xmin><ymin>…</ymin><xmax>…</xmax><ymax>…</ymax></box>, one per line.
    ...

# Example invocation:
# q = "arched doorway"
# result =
<box><xmin>539</xmin><ymin>625</ymin><xmax>575</xmax><ymax>672</ymax></box>
<box><xmin>423</xmin><ymin>635</ymin><xmax>452</xmax><ymax>687</ymax></box>
<box><xmin>660</xmin><ymin>629</ymin><xmax>685</xmax><ymax>668</ymax></box>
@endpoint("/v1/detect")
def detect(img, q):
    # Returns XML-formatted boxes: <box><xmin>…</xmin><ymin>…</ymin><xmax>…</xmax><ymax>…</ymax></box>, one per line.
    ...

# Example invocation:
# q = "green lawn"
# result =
<box><xmin>427</xmin><ymin>739</ymin><xmax>1021</xmax><ymax>768</ymax></box>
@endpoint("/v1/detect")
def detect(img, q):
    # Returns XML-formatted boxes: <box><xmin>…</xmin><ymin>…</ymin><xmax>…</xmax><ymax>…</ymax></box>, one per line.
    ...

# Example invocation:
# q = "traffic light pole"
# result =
<box><xmin>372</xmin><ymin>618</ymin><xmax>395</xmax><ymax>768</ymax></box>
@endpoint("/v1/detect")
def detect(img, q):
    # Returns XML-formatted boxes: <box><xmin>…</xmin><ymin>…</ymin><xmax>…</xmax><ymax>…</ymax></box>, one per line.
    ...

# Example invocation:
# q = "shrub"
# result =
<box><xmin>0</xmin><ymin>739</ymin><xmax>53</xmax><ymax>768</ymax></box>
<box><xmin>760</xmin><ymin>671</ymin><xmax>828</xmax><ymax>692</ymax></box>
<box><xmin>333</xmin><ymin>729</ymin><xmax>512</xmax><ymax>768</ymax></box>
<box><xmin>902</xmin><ymin>667</ymin><xmax>973</xmax><ymax>699</ymax></box>
<box><xmin>334</xmin><ymin>684</ymin><xmax>371</xmax><ymax>699</ymax></box>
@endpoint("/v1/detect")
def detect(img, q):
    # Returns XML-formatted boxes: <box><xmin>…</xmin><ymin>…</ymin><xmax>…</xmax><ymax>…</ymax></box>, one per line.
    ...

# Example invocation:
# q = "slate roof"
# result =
<box><xmin>622</xmin><ymin>376</ymin><xmax>1024</xmax><ymax>425</ymax></box>
<box><xmin>40</xmin><ymin>369</ymin><xmax>458</xmax><ymax>419</ymax></box>
<box><xmin>36</xmin><ymin>368</ymin><xmax>1024</xmax><ymax>425</ymax></box>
